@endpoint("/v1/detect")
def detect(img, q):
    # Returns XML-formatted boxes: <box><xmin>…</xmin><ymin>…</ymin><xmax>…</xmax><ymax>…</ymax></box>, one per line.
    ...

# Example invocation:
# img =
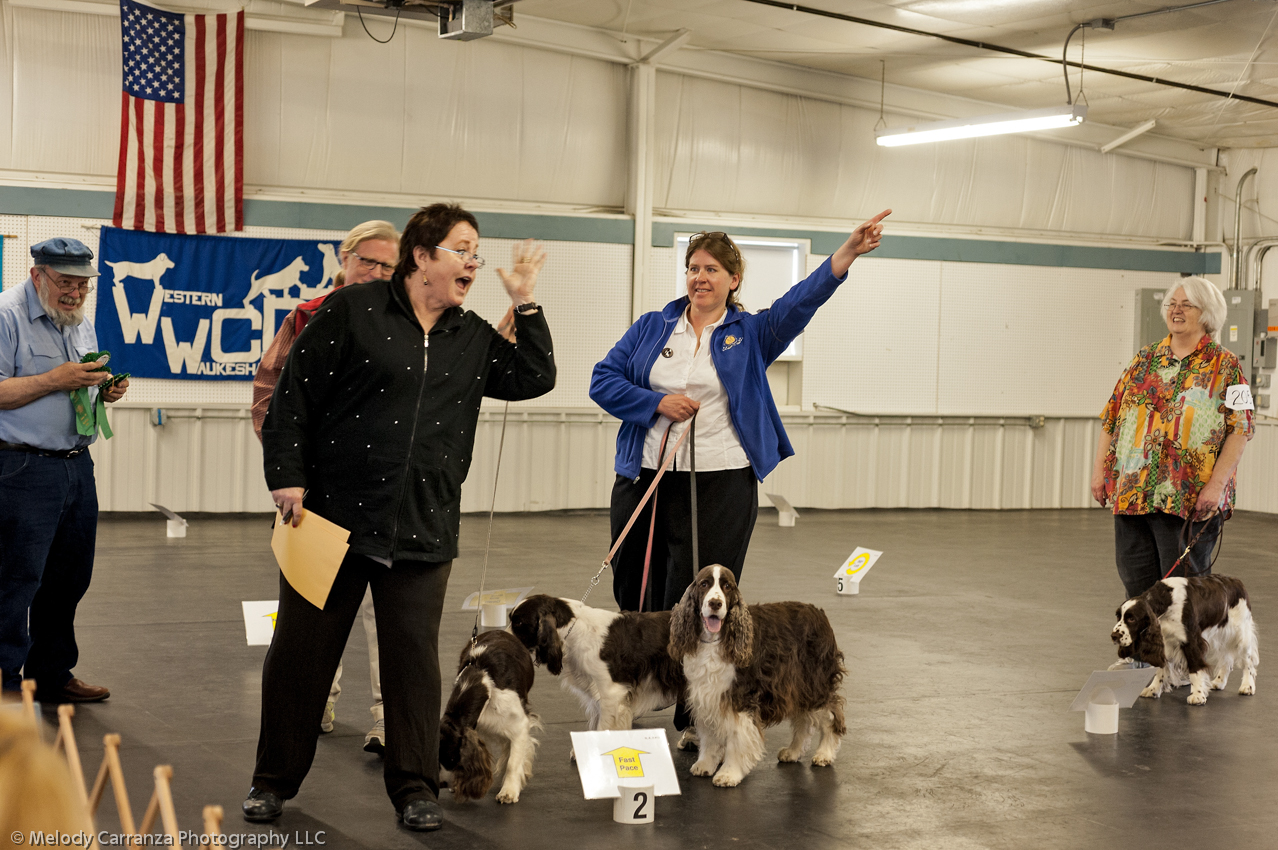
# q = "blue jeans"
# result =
<box><xmin>0</xmin><ymin>449</ymin><xmax>98</xmax><ymax>692</ymax></box>
<box><xmin>1114</xmin><ymin>511</ymin><xmax>1218</xmax><ymax>600</ymax></box>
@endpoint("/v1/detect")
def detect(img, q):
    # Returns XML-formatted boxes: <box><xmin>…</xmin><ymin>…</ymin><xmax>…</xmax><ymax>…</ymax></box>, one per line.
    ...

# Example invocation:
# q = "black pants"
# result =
<box><xmin>609</xmin><ymin>466</ymin><xmax>758</xmax><ymax>613</ymax></box>
<box><xmin>1114</xmin><ymin>512</ymin><xmax>1219</xmax><ymax>599</ymax></box>
<box><xmin>0</xmin><ymin>450</ymin><xmax>97</xmax><ymax>693</ymax></box>
<box><xmin>252</xmin><ymin>553</ymin><xmax>451</xmax><ymax>810</ymax></box>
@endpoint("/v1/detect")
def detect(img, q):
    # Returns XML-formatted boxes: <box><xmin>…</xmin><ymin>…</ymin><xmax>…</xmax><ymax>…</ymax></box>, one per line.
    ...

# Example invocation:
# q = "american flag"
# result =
<box><xmin>113</xmin><ymin>0</ymin><xmax>243</xmax><ymax>233</ymax></box>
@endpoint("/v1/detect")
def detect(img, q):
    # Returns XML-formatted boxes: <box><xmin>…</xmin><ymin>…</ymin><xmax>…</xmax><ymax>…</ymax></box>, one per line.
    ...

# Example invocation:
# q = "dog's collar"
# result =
<box><xmin>557</xmin><ymin>617</ymin><xmax>578</xmax><ymax>652</ymax></box>
<box><xmin>700</xmin><ymin>632</ymin><xmax>721</xmax><ymax>644</ymax></box>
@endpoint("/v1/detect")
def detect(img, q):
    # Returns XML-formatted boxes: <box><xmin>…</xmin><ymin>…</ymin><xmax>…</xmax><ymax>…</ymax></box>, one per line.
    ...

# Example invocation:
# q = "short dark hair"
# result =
<box><xmin>396</xmin><ymin>203</ymin><xmax>480</xmax><ymax>280</ymax></box>
<box><xmin>685</xmin><ymin>231</ymin><xmax>746</xmax><ymax>309</ymax></box>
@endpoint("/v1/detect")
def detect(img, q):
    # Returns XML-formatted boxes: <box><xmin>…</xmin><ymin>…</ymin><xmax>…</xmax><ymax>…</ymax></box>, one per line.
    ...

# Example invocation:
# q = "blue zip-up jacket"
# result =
<box><xmin>590</xmin><ymin>256</ymin><xmax>848</xmax><ymax>481</ymax></box>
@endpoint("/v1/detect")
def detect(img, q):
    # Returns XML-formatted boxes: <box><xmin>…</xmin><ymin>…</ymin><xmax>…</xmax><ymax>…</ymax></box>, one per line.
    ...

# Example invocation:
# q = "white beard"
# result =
<box><xmin>36</xmin><ymin>282</ymin><xmax>86</xmax><ymax>328</ymax></box>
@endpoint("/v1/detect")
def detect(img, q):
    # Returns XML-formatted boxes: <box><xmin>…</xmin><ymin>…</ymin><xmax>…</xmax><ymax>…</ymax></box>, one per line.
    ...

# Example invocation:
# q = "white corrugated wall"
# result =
<box><xmin>88</xmin><ymin>408</ymin><xmax>1278</xmax><ymax>515</ymax></box>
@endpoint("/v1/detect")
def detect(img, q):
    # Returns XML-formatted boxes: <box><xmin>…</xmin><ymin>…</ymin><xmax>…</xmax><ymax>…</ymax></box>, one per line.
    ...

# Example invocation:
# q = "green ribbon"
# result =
<box><xmin>71</xmin><ymin>351</ymin><xmax>116</xmax><ymax>440</ymax></box>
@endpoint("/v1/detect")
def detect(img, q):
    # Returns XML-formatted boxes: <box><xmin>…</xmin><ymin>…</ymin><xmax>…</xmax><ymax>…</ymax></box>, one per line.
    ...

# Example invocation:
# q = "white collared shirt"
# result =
<box><xmin>641</xmin><ymin>308</ymin><xmax>749</xmax><ymax>472</ymax></box>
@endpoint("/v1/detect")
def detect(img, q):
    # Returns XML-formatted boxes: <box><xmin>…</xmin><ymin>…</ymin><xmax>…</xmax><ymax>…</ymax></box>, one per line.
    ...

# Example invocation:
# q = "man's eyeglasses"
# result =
<box><xmin>39</xmin><ymin>269</ymin><xmax>93</xmax><ymax>294</ymax></box>
<box><xmin>349</xmin><ymin>251</ymin><xmax>396</xmax><ymax>276</ymax></box>
<box><xmin>435</xmin><ymin>245</ymin><xmax>485</xmax><ymax>268</ymax></box>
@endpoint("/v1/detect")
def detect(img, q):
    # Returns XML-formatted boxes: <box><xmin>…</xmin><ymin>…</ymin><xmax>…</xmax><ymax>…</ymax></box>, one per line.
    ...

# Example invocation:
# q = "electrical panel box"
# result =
<box><xmin>1221</xmin><ymin>289</ymin><xmax>1260</xmax><ymax>374</ymax></box>
<box><xmin>1133</xmin><ymin>288</ymin><xmax>1168</xmax><ymax>354</ymax></box>
<box><xmin>1257</xmin><ymin>330</ymin><xmax>1277</xmax><ymax>371</ymax></box>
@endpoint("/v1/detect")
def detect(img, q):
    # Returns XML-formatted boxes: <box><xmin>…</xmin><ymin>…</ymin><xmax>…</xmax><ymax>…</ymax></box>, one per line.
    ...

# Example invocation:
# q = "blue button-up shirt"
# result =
<box><xmin>0</xmin><ymin>278</ymin><xmax>100</xmax><ymax>450</ymax></box>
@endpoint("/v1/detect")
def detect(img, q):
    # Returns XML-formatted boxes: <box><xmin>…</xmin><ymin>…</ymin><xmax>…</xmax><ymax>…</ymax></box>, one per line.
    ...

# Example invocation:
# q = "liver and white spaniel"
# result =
<box><xmin>439</xmin><ymin>629</ymin><xmax>541</xmax><ymax>803</ymax></box>
<box><xmin>508</xmin><ymin>595</ymin><xmax>684</xmax><ymax>733</ymax></box>
<box><xmin>1111</xmin><ymin>575</ymin><xmax>1259</xmax><ymax>705</ymax></box>
<box><xmin>669</xmin><ymin>565</ymin><xmax>846</xmax><ymax>787</ymax></box>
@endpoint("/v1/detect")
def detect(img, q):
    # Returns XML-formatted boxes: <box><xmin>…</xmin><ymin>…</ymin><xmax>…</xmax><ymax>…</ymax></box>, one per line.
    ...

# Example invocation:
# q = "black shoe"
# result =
<box><xmin>242</xmin><ymin>787</ymin><xmax>284</xmax><ymax>822</ymax></box>
<box><xmin>398</xmin><ymin>798</ymin><xmax>443</xmax><ymax>832</ymax></box>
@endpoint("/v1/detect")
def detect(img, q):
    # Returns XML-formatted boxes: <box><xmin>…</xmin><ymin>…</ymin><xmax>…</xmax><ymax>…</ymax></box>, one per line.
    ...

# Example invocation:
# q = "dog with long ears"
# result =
<box><xmin>669</xmin><ymin>565</ymin><xmax>846</xmax><ymax>787</ymax></box>
<box><xmin>508</xmin><ymin>595</ymin><xmax>684</xmax><ymax>734</ymax></box>
<box><xmin>1112</xmin><ymin>575</ymin><xmax>1258</xmax><ymax>705</ymax></box>
<box><xmin>439</xmin><ymin>630</ymin><xmax>541</xmax><ymax>803</ymax></box>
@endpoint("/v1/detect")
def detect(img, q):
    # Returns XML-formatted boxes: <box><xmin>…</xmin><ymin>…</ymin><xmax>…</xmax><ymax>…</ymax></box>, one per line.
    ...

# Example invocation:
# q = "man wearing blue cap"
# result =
<box><xmin>0</xmin><ymin>237</ymin><xmax>128</xmax><ymax>702</ymax></box>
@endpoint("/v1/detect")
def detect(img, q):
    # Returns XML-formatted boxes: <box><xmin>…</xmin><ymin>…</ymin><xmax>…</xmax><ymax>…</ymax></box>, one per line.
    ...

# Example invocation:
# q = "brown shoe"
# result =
<box><xmin>38</xmin><ymin>678</ymin><xmax>110</xmax><ymax>703</ymax></box>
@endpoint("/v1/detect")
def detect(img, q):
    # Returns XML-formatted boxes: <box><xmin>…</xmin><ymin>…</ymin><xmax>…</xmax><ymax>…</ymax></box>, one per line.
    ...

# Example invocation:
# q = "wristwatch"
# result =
<box><xmin>514</xmin><ymin>302</ymin><xmax>539</xmax><ymax>315</ymax></box>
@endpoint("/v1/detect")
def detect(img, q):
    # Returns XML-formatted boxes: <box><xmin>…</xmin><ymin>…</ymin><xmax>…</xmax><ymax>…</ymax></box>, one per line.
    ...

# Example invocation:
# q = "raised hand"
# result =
<box><xmin>831</xmin><ymin>209</ymin><xmax>891</xmax><ymax>277</ymax></box>
<box><xmin>496</xmin><ymin>239</ymin><xmax>548</xmax><ymax>304</ymax></box>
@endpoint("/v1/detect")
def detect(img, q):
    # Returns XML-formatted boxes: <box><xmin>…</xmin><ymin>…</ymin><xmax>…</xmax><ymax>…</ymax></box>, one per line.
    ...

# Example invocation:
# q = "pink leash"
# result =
<box><xmin>579</xmin><ymin>415</ymin><xmax>696</xmax><ymax>607</ymax></box>
<box><xmin>637</xmin><ymin>425</ymin><xmax>674</xmax><ymax>612</ymax></box>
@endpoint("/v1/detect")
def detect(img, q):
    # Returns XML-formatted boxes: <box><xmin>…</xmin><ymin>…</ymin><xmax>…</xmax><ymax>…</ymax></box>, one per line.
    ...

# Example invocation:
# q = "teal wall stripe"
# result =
<box><xmin>0</xmin><ymin>186</ymin><xmax>117</xmax><ymax>219</ymax></box>
<box><xmin>655</xmin><ymin>222</ymin><xmax>1220</xmax><ymax>274</ymax></box>
<box><xmin>1</xmin><ymin>185</ymin><xmax>1218</xmax><ymax>274</ymax></box>
<box><xmin>866</xmin><ymin>234</ymin><xmax>1221</xmax><ymax>274</ymax></box>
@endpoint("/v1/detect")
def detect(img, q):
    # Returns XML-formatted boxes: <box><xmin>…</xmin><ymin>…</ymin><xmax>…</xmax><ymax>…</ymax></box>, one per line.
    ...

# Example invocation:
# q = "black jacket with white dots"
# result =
<box><xmin>262</xmin><ymin>273</ymin><xmax>555</xmax><ymax>563</ymax></box>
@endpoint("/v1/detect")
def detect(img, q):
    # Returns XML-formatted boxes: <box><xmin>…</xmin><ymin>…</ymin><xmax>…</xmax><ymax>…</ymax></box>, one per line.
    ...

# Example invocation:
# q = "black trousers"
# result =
<box><xmin>609</xmin><ymin>466</ymin><xmax>758</xmax><ymax>613</ymax></box>
<box><xmin>1114</xmin><ymin>512</ymin><xmax>1219</xmax><ymax>599</ymax></box>
<box><xmin>252</xmin><ymin>552</ymin><xmax>451</xmax><ymax>810</ymax></box>
<box><xmin>0</xmin><ymin>450</ymin><xmax>97</xmax><ymax>693</ymax></box>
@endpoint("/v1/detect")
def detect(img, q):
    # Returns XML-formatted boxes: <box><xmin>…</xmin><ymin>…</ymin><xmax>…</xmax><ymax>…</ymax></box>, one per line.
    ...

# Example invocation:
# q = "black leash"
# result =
<box><xmin>689</xmin><ymin>414</ymin><xmax>698</xmax><ymax>576</ymax></box>
<box><xmin>1162</xmin><ymin>511</ymin><xmax>1224</xmax><ymax>580</ymax></box>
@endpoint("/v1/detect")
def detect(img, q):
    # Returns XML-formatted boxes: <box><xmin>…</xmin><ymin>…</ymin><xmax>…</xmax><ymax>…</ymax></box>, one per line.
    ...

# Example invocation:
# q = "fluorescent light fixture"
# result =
<box><xmin>875</xmin><ymin>104</ymin><xmax>1087</xmax><ymax>147</ymax></box>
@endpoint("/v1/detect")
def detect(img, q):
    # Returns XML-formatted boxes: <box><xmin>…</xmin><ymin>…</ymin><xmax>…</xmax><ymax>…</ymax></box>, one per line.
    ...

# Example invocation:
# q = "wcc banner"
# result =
<box><xmin>95</xmin><ymin>227</ymin><xmax>341</xmax><ymax>380</ymax></box>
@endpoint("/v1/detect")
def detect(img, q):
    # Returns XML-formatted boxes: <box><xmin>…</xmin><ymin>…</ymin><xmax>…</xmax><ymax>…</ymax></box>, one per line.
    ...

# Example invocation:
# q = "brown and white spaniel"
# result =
<box><xmin>669</xmin><ymin>565</ymin><xmax>846</xmax><ymax>787</ymax></box>
<box><xmin>1111</xmin><ymin>575</ymin><xmax>1259</xmax><ymax>705</ymax></box>
<box><xmin>439</xmin><ymin>630</ymin><xmax>541</xmax><ymax>803</ymax></box>
<box><xmin>508</xmin><ymin>595</ymin><xmax>684</xmax><ymax>734</ymax></box>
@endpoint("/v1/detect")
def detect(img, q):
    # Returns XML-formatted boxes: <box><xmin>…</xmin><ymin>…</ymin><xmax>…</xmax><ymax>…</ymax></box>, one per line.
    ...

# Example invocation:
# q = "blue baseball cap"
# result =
<box><xmin>30</xmin><ymin>237</ymin><xmax>99</xmax><ymax>278</ymax></box>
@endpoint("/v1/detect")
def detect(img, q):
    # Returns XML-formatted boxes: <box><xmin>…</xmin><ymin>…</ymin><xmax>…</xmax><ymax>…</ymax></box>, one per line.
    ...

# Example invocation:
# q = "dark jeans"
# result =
<box><xmin>610</xmin><ymin>466</ymin><xmax>759</xmax><ymax>613</ymax></box>
<box><xmin>0</xmin><ymin>450</ymin><xmax>98</xmax><ymax>693</ymax></box>
<box><xmin>1114</xmin><ymin>512</ymin><xmax>1219</xmax><ymax>599</ymax></box>
<box><xmin>252</xmin><ymin>552</ymin><xmax>451</xmax><ymax>810</ymax></box>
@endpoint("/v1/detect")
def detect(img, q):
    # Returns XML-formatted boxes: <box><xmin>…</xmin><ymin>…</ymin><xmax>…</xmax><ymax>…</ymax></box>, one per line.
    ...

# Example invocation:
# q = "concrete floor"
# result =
<box><xmin>42</xmin><ymin>507</ymin><xmax>1278</xmax><ymax>849</ymax></box>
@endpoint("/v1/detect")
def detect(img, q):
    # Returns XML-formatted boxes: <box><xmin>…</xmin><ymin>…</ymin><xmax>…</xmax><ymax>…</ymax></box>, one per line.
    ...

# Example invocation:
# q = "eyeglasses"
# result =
<box><xmin>434</xmin><ymin>245</ymin><xmax>485</xmax><ymax>268</ymax></box>
<box><xmin>1167</xmin><ymin>300</ymin><xmax>1201</xmax><ymax>313</ymax></box>
<box><xmin>349</xmin><ymin>251</ymin><xmax>396</xmax><ymax>276</ymax></box>
<box><xmin>39</xmin><ymin>269</ymin><xmax>93</xmax><ymax>294</ymax></box>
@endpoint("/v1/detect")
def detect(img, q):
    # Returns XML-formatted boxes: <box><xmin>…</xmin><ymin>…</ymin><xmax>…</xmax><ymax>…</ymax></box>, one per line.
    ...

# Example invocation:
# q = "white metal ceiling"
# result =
<box><xmin>515</xmin><ymin>0</ymin><xmax>1278</xmax><ymax>148</ymax></box>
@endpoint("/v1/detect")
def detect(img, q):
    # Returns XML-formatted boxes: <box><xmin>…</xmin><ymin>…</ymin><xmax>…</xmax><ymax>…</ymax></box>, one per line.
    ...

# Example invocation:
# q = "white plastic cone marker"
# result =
<box><xmin>461</xmin><ymin>587</ymin><xmax>534</xmax><ymax>612</ymax></box>
<box><xmin>151</xmin><ymin>503</ymin><xmax>188</xmax><ymax>538</ymax></box>
<box><xmin>1085</xmin><ymin>687</ymin><xmax>1120</xmax><ymax>734</ymax></box>
<box><xmin>766</xmin><ymin>493</ymin><xmax>798</xmax><ymax>527</ymax></box>
<box><xmin>1069</xmin><ymin>670</ymin><xmax>1154</xmax><ymax>735</ymax></box>
<box><xmin>480</xmin><ymin>602</ymin><xmax>508</xmax><ymax>628</ymax></box>
<box><xmin>613</xmin><ymin>784</ymin><xmax>655</xmax><ymax>825</ymax></box>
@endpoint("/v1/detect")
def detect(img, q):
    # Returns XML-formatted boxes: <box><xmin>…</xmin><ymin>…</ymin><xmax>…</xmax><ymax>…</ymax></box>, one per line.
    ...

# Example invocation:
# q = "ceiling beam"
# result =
<box><xmin>1101</xmin><ymin>120</ymin><xmax>1159</xmax><ymax>153</ymax></box>
<box><xmin>640</xmin><ymin>28</ymin><xmax>692</xmax><ymax>65</ymax></box>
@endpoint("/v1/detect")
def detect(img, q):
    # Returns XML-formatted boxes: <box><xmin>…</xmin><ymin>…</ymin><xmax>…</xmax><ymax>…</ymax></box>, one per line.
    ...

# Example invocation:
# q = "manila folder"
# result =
<box><xmin>270</xmin><ymin>509</ymin><xmax>350</xmax><ymax>610</ymax></box>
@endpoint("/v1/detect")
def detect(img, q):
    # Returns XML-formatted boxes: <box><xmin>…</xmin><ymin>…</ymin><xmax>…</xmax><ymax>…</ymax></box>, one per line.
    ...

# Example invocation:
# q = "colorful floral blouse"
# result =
<box><xmin>1101</xmin><ymin>334</ymin><xmax>1254</xmax><ymax>519</ymax></box>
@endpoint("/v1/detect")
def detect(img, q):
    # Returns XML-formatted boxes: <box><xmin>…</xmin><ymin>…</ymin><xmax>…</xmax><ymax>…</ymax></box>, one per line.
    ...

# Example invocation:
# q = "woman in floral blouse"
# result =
<box><xmin>1091</xmin><ymin>276</ymin><xmax>1254</xmax><ymax>599</ymax></box>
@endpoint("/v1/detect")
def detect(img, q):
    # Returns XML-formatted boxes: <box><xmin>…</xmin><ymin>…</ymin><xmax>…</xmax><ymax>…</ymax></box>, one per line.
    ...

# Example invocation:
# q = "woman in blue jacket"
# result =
<box><xmin>590</xmin><ymin>209</ymin><xmax>890</xmax><ymax>622</ymax></box>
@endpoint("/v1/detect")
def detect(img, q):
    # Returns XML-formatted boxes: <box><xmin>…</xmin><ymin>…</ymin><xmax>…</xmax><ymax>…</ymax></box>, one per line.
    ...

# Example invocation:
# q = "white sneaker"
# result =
<box><xmin>320</xmin><ymin>700</ymin><xmax>336</xmax><ymax>734</ymax></box>
<box><xmin>364</xmin><ymin>718</ymin><xmax>385</xmax><ymax>754</ymax></box>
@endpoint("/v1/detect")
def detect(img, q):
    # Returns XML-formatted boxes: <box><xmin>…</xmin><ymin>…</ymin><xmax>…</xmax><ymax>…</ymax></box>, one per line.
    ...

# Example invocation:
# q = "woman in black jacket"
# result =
<box><xmin>245</xmin><ymin>204</ymin><xmax>555</xmax><ymax>831</ymax></box>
